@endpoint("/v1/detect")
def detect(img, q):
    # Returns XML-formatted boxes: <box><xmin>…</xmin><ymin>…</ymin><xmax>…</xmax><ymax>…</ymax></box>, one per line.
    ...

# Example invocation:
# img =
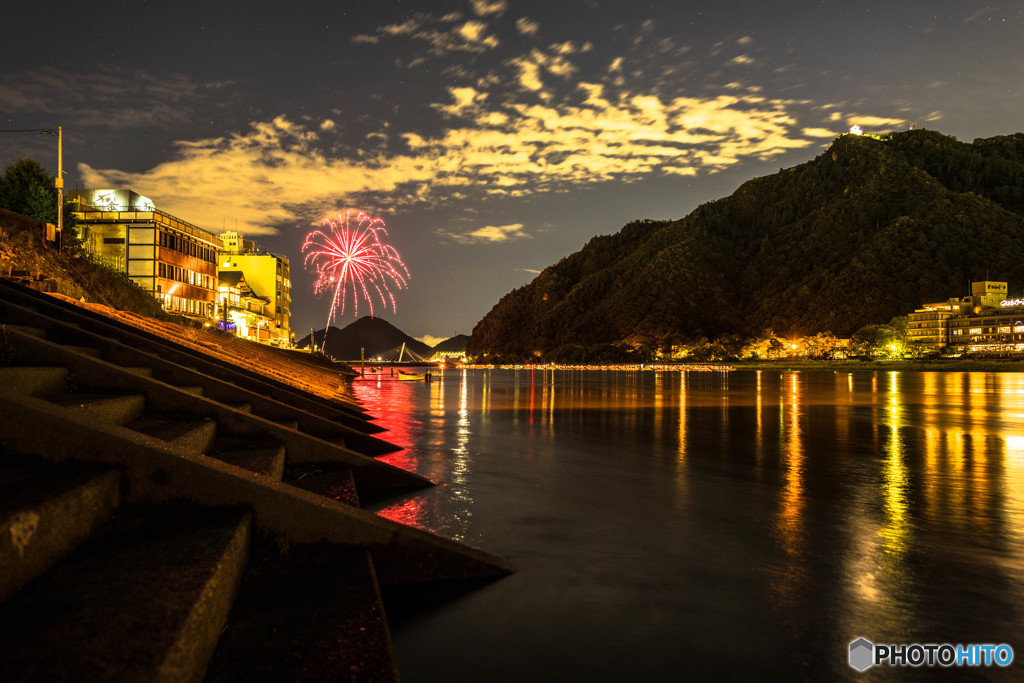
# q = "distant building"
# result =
<box><xmin>907</xmin><ymin>298</ymin><xmax>974</xmax><ymax>349</ymax></box>
<box><xmin>218</xmin><ymin>231</ymin><xmax>291</xmax><ymax>346</ymax></box>
<box><xmin>907</xmin><ymin>281</ymin><xmax>1024</xmax><ymax>353</ymax></box>
<box><xmin>71</xmin><ymin>189</ymin><xmax>221</xmax><ymax>321</ymax></box>
<box><xmin>215</xmin><ymin>270</ymin><xmax>273</xmax><ymax>341</ymax></box>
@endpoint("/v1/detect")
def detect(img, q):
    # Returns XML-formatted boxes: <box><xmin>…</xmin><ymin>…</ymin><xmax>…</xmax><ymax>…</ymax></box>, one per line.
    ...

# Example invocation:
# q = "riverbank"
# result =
<box><xmin>731</xmin><ymin>358</ymin><xmax>1024</xmax><ymax>372</ymax></box>
<box><xmin>469</xmin><ymin>358</ymin><xmax>1024</xmax><ymax>373</ymax></box>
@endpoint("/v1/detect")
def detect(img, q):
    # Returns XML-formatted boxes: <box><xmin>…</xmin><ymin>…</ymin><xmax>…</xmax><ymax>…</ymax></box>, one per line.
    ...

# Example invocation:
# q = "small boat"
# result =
<box><xmin>397</xmin><ymin>369</ymin><xmax>426</xmax><ymax>381</ymax></box>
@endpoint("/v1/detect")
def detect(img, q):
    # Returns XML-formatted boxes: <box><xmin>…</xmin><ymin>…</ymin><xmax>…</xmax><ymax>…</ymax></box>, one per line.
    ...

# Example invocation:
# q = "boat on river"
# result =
<box><xmin>397</xmin><ymin>369</ymin><xmax>426</xmax><ymax>381</ymax></box>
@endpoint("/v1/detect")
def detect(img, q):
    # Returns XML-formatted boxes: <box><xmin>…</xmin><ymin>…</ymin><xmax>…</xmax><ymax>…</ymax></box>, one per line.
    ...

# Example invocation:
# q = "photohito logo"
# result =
<box><xmin>849</xmin><ymin>637</ymin><xmax>1014</xmax><ymax>671</ymax></box>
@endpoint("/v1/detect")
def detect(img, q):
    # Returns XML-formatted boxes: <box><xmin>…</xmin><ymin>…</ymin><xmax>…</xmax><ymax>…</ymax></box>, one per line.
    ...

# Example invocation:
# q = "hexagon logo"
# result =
<box><xmin>849</xmin><ymin>637</ymin><xmax>874</xmax><ymax>672</ymax></box>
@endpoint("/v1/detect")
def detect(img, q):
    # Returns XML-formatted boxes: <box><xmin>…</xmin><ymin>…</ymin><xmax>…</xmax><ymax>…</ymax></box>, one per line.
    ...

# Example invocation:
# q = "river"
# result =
<box><xmin>351</xmin><ymin>369</ymin><xmax>1024</xmax><ymax>681</ymax></box>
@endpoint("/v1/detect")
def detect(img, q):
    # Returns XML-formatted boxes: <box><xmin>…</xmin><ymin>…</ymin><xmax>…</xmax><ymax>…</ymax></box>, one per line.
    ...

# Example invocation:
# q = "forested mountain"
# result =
<box><xmin>297</xmin><ymin>316</ymin><xmax>432</xmax><ymax>360</ymax></box>
<box><xmin>467</xmin><ymin>130</ymin><xmax>1024</xmax><ymax>360</ymax></box>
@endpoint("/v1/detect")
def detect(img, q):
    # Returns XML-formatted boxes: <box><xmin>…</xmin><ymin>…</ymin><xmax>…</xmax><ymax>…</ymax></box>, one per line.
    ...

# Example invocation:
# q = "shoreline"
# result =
<box><xmin>462</xmin><ymin>359</ymin><xmax>1024</xmax><ymax>373</ymax></box>
<box><xmin>730</xmin><ymin>358</ymin><xmax>1024</xmax><ymax>372</ymax></box>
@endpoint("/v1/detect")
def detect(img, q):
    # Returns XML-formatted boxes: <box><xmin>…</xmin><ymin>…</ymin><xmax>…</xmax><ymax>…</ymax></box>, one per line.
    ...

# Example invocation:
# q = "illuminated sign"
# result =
<box><xmin>1001</xmin><ymin>299</ymin><xmax>1024</xmax><ymax>307</ymax></box>
<box><xmin>88</xmin><ymin>189</ymin><xmax>154</xmax><ymax>211</ymax></box>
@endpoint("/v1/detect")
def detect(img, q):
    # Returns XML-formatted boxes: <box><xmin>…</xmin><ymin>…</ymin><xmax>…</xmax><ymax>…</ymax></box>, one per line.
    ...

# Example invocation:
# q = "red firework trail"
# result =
<box><xmin>302</xmin><ymin>211</ymin><xmax>409</xmax><ymax>335</ymax></box>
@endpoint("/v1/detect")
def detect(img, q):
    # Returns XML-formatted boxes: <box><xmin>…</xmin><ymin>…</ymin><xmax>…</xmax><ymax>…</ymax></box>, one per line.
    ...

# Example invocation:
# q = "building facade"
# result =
<box><xmin>908</xmin><ymin>281</ymin><xmax>1024</xmax><ymax>353</ymax></box>
<box><xmin>218</xmin><ymin>231</ymin><xmax>292</xmax><ymax>345</ymax></box>
<box><xmin>215</xmin><ymin>270</ymin><xmax>274</xmax><ymax>340</ymax></box>
<box><xmin>71</xmin><ymin>189</ymin><xmax>222</xmax><ymax>320</ymax></box>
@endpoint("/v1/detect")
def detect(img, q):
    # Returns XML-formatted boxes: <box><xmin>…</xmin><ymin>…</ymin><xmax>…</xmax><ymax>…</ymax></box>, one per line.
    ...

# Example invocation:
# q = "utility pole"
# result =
<box><xmin>0</xmin><ymin>127</ymin><xmax>64</xmax><ymax>245</ymax></box>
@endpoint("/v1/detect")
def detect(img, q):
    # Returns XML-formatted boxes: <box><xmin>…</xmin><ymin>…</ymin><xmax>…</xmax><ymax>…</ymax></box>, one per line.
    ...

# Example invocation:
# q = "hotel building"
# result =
<box><xmin>71</xmin><ymin>189</ymin><xmax>221</xmax><ymax>320</ymax></box>
<box><xmin>908</xmin><ymin>281</ymin><xmax>1024</xmax><ymax>352</ymax></box>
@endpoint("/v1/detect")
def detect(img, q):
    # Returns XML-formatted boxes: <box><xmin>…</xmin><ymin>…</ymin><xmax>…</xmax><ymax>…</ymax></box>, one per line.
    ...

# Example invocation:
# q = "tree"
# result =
<box><xmin>849</xmin><ymin>317</ymin><xmax>908</xmax><ymax>357</ymax></box>
<box><xmin>0</xmin><ymin>157</ymin><xmax>79</xmax><ymax>248</ymax></box>
<box><xmin>804</xmin><ymin>331</ymin><xmax>840</xmax><ymax>359</ymax></box>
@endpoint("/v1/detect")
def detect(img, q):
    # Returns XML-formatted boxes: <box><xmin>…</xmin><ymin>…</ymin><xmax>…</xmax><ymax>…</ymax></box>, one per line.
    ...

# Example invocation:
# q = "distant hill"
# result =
<box><xmin>431</xmin><ymin>334</ymin><xmax>469</xmax><ymax>354</ymax></box>
<box><xmin>467</xmin><ymin>129</ymin><xmax>1024</xmax><ymax>359</ymax></box>
<box><xmin>297</xmin><ymin>316</ymin><xmax>432</xmax><ymax>360</ymax></box>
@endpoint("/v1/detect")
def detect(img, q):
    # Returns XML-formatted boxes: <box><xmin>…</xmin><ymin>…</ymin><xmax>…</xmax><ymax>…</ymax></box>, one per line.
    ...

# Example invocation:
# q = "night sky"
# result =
<box><xmin>2</xmin><ymin>1</ymin><xmax>1021</xmax><ymax>344</ymax></box>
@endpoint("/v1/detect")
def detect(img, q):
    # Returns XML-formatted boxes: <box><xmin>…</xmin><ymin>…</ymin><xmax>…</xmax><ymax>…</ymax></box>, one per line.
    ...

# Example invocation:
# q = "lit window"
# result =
<box><xmin>998</xmin><ymin>326</ymin><xmax>1011</xmax><ymax>334</ymax></box>
<box><xmin>969</xmin><ymin>328</ymin><xmax>982</xmax><ymax>335</ymax></box>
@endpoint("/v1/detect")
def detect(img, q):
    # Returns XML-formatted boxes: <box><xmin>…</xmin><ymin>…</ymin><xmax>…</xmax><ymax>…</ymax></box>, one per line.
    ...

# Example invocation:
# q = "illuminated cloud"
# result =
<box><xmin>847</xmin><ymin>115</ymin><xmax>906</xmax><ymax>129</ymax></box>
<box><xmin>445</xmin><ymin>223</ymin><xmax>529</xmax><ymax>244</ymax></box>
<box><xmin>77</xmin><ymin>27</ymin><xmax>890</xmax><ymax>240</ymax></box>
<box><xmin>471</xmin><ymin>0</ymin><xmax>507</xmax><ymax>17</ymax></box>
<box><xmin>802</xmin><ymin>127</ymin><xmax>839</xmax><ymax>138</ymax></box>
<box><xmin>516</xmin><ymin>17</ymin><xmax>540</xmax><ymax>35</ymax></box>
<box><xmin>80</xmin><ymin>116</ymin><xmax>434</xmax><ymax>235</ymax></box>
<box><xmin>416</xmin><ymin>334</ymin><xmax>448</xmax><ymax>347</ymax></box>
<box><xmin>354</xmin><ymin>10</ymin><xmax>499</xmax><ymax>59</ymax></box>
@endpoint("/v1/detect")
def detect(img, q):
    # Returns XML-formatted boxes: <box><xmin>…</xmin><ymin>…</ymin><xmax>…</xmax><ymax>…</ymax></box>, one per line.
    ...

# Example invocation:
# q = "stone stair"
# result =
<box><xmin>0</xmin><ymin>279</ymin><xmax>511</xmax><ymax>680</ymax></box>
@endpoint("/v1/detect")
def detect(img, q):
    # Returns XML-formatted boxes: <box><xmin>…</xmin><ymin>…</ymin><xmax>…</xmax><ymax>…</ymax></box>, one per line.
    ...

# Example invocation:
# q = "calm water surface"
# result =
<box><xmin>352</xmin><ymin>369</ymin><xmax>1024</xmax><ymax>681</ymax></box>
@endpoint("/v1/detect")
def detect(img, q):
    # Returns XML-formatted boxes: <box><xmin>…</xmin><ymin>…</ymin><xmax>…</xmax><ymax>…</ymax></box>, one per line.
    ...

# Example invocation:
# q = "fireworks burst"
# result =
<box><xmin>302</xmin><ymin>211</ymin><xmax>410</xmax><ymax>345</ymax></box>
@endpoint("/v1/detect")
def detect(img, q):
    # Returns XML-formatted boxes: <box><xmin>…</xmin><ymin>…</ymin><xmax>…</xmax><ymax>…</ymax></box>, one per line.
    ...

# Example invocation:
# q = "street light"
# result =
<box><xmin>0</xmin><ymin>126</ymin><xmax>63</xmax><ymax>243</ymax></box>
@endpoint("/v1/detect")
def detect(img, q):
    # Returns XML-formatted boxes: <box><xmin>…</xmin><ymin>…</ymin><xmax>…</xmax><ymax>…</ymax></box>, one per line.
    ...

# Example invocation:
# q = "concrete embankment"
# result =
<box><xmin>0</xmin><ymin>277</ymin><xmax>511</xmax><ymax>681</ymax></box>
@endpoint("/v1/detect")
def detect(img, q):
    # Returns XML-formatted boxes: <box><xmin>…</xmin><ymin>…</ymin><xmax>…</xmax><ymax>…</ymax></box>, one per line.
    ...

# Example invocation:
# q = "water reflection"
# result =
<box><xmin>357</xmin><ymin>369</ymin><xmax>1024</xmax><ymax>680</ymax></box>
<box><xmin>772</xmin><ymin>372</ymin><xmax>807</xmax><ymax>611</ymax></box>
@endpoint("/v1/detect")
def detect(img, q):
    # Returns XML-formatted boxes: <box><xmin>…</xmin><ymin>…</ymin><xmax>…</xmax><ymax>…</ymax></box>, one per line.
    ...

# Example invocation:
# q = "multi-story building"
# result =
<box><xmin>907</xmin><ymin>299</ymin><xmax>974</xmax><ymax>349</ymax></box>
<box><xmin>71</xmin><ymin>189</ymin><xmax>221</xmax><ymax>320</ymax></box>
<box><xmin>218</xmin><ymin>231</ymin><xmax>291</xmax><ymax>346</ymax></box>
<box><xmin>215</xmin><ymin>270</ymin><xmax>274</xmax><ymax>340</ymax></box>
<box><xmin>909</xmin><ymin>281</ymin><xmax>1024</xmax><ymax>353</ymax></box>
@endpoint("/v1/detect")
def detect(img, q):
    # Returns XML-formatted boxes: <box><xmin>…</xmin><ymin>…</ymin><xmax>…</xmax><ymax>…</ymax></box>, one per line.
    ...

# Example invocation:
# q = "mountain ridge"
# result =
<box><xmin>467</xmin><ymin>129</ymin><xmax>1024</xmax><ymax>359</ymax></box>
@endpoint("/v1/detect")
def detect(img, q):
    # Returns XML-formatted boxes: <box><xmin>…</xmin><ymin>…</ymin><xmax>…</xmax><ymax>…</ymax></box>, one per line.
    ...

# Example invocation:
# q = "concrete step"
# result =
<box><xmin>1</xmin><ymin>324</ymin><xmax>46</xmax><ymax>338</ymax></box>
<box><xmin>286</xmin><ymin>464</ymin><xmax>360</xmax><ymax>507</ymax></box>
<box><xmin>206</xmin><ymin>543</ymin><xmax>399</xmax><ymax>682</ymax></box>
<box><xmin>127</xmin><ymin>414</ymin><xmax>218</xmax><ymax>453</ymax></box>
<box><xmin>61</xmin><ymin>345</ymin><xmax>103</xmax><ymax>358</ymax></box>
<box><xmin>48</xmin><ymin>391</ymin><xmax>146</xmax><ymax>426</ymax></box>
<box><xmin>0</xmin><ymin>366</ymin><xmax>68</xmax><ymax>397</ymax></box>
<box><xmin>0</xmin><ymin>455</ymin><xmax>121</xmax><ymax>603</ymax></box>
<box><xmin>175</xmin><ymin>385</ymin><xmax>205</xmax><ymax>397</ymax></box>
<box><xmin>0</xmin><ymin>505</ymin><xmax>251</xmax><ymax>681</ymax></box>
<box><xmin>273</xmin><ymin>417</ymin><xmax>300</xmax><ymax>430</ymax></box>
<box><xmin>207</xmin><ymin>437</ymin><xmax>287</xmax><ymax>480</ymax></box>
<box><xmin>2</xmin><ymin>385</ymin><xmax>513</xmax><ymax>583</ymax></box>
<box><xmin>122</xmin><ymin>366</ymin><xmax>154</xmax><ymax>378</ymax></box>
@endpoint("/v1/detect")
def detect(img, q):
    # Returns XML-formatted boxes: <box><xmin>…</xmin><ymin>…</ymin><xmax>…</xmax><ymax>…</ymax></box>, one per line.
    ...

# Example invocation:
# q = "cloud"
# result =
<box><xmin>515</xmin><ymin>17</ymin><xmax>540</xmax><ymax>35</ymax></box>
<box><xmin>848</xmin><ymin>115</ymin><xmax>905</xmax><ymax>129</ymax></box>
<box><xmin>78</xmin><ymin>41</ymin><xmax>876</xmax><ymax>239</ymax></box>
<box><xmin>728</xmin><ymin>55</ymin><xmax>755</xmax><ymax>66</ymax></box>
<box><xmin>471</xmin><ymin>0</ymin><xmax>507</xmax><ymax>17</ymax></box>
<box><xmin>445</xmin><ymin>223</ymin><xmax>529</xmax><ymax>244</ymax></box>
<box><xmin>355</xmin><ymin>10</ymin><xmax>499</xmax><ymax>60</ymax></box>
<box><xmin>79</xmin><ymin>116</ymin><xmax>435</xmax><ymax>235</ymax></box>
<box><xmin>801</xmin><ymin>127</ymin><xmax>839</xmax><ymax>138</ymax></box>
<box><xmin>416</xmin><ymin>334</ymin><xmax>448</xmax><ymax>347</ymax></box>
<box><xmin>0</xmin><ymin>66</ymin><xmax>217</xmax><ymax>128</ymax></box>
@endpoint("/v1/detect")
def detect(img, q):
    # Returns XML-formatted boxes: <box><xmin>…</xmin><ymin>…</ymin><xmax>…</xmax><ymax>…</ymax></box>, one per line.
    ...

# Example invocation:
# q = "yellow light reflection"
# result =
<box><xmin>678</xmin><ymin>372</ymin><xmax>687</xmax><ymax>462</ymax></box>
<box><xmin>772</xmin><ymin>372</ymin><xmax>806</xmax><ymax>608</ymax></box>
<box><xmin>755</xmin><ymin>370</ymin><xmax>763</xmax><ymax>466</ymax></box>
